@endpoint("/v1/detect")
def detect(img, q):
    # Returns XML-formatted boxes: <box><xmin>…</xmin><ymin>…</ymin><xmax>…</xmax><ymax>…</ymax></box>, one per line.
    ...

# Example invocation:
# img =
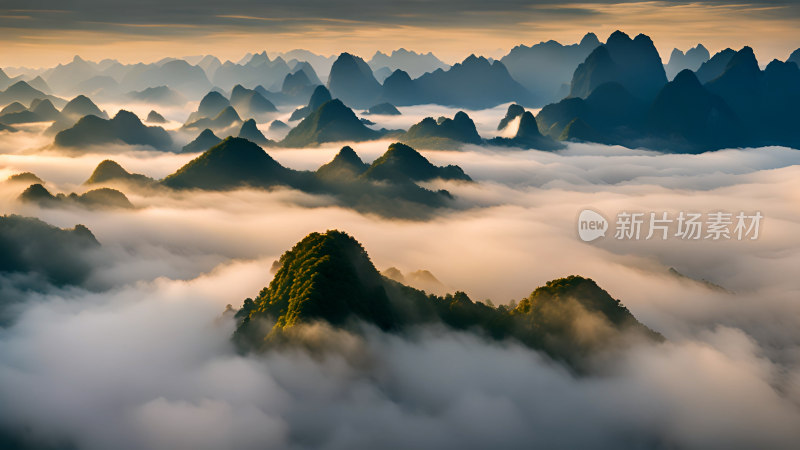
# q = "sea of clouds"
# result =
<box><xmin>0</xmin><ymin>103</ymin><xmax>798</xmax><ymax>449</ymax></box>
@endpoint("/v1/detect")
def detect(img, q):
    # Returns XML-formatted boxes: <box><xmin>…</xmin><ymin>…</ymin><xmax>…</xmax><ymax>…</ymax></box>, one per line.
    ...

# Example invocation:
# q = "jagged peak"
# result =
<box><xmin>607</xmin><ymin>30</ymin><xmax>631</xmax><ymax>44</ymax></box>
<box><xmin>580</xmin><ymin>32</ymin><xmax>600</xmax><ymax>46</ymax></box>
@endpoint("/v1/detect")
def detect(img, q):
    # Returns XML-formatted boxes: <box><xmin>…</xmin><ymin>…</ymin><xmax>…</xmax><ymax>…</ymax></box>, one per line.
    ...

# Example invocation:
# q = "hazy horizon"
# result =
<box><xmin>2</xmin><ymin>1</ymin><xmax>799</xmax><ymax>68</ymax></box>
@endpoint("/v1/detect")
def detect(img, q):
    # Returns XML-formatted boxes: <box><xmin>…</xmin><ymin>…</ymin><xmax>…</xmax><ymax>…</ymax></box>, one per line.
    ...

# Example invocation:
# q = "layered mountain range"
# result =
<box><xmin>3</xmin><ymin>32</ymin><xmax>800</xmax><ymax>153</ymax></box>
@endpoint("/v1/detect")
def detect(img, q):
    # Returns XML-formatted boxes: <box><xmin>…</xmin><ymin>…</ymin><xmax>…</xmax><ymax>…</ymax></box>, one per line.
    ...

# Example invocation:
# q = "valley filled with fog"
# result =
<box><xmin>2</xmin><ymin>29</ymin><xmax>800</xmax><ymax>449</ymax></box>
<box><xmin>2</xmin><ymin>100</ymin><xmax>800</xmax><ymax>448</ymax></box>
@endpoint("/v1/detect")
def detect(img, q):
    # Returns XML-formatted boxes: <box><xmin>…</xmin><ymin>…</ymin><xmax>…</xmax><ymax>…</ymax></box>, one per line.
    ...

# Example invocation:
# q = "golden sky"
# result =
<box><xmin>1</xmin><ymin>1</ymin><xmax>799</xmax><ymax>67</ymax></box>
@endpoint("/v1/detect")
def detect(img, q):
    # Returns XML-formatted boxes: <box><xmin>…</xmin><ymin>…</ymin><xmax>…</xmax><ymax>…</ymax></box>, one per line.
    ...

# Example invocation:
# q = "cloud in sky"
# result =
<box><xmin>1</xmin><ymin>1</ymin><xmax>799</xmax><ymax>67</ymax></box>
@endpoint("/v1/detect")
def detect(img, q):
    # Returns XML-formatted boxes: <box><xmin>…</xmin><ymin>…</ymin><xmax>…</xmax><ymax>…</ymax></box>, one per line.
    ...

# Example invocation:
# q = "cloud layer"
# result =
<box><xmin>1</xmin><ymin>104</ymin><xmax>800</xmax><ymax>448</ymax></box>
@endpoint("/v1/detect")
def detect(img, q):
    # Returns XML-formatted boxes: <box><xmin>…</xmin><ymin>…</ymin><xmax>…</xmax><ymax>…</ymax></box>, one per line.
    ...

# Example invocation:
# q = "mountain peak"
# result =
<box><xmin>580</xmin><ymin>32</ymin><xmax>600</xmax><ymax>47</ymax></box>
<box><xmin>607</xmin><ymin>30</ymin><xmax>631</xmax><ymax>45</ymax></box>
<box><xmin>363</xmin><ymin>142</ymin><xmax>471</xmax><ymax>183</ymax></box>
<box><xmin>181</xmin><ymin>128</ymin><xmax>222</xmax><ymax>153</ymax></box>
<box><xmin>87</xmin><ymin>160</ymin><xmax>128</xmax><ymax>182</ymax></box>
<box><xmin>235</xmin><ymin>229</ymin><xmax>395</xmax><ymax>341</ymax></box>
<box><xmin>328</xmin><ymin>52</ymin><xmax>381</xmax><ymax>108</ymax></box>
<box><xmin>238</xmin><ymin>118</ymin><xmax>270</xmax><ymax>145</ymax></box>
<box><xmin>62</xmin><ymin>94</ymin><xmax>105</xmax><ymax>119</ymax></box>
<box><xmin>163</xmin><ymin>137</ymin><xmax>286</xmax><ymax>190</ymax></box>
<box><xmin>308</xmin><ymin>85</ymin><xmax>332</xmax><ymax>110</ymax></box>
<box><xmin>498</xmin><ymin>104</ymin><xmax>525</xmax><ymax>130</ymax></box>
<box><xmin>281</xmin><ymin>99</ymin><xmax>379</xmax><ymax>147</ymax></box>
<box><xmin>316</xmin><ymin>146</ymin><xmax>369</xmax><ymax>179</ymax></box>
<box><xmin>514</xmin><ymin>111</ymin><xmax>542</xmax><ymax>140</ymax></box>
<box><xmin>85</xmin><ymin>159</ymin><xmax>153</xmax><ymax>185</ymax></box>
<box><xmin>672</xmin><ymin>68</ymin><xmax>702</xmax><ymax>87</ymax></box>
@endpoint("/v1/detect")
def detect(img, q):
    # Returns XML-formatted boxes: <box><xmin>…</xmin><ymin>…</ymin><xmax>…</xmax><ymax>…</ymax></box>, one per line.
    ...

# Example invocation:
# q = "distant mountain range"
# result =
<box><xmin>368</xmin><ymin>48</ymin><xmax>449</xmax><ymax>79</ymax></box>
<box><xmin>3</xmin><ymin>34</ymin><xmax>800</xmax><ymax>154</ymax></box>
<box><xmin>538</xmin><ymin>40</ymin><xmax>800</xmax><ymax>151</ymax></box>
<box><xmin>500</xmin><ymin>33</ymin><xmax>601</xmax><ymax>106</ymax></box>
<box><xmin>325</xmin><ymin>52</ymin><xmax>535</xmax><ymax>109</ymax></box>
<box><xmin>665</xmin><ymin>44</ymin><xmax>710</xmax><ymax>80</ymax></box>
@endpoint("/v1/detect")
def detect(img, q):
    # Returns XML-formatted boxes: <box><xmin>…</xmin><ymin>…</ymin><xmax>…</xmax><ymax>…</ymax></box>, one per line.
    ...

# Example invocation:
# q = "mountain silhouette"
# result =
<box><xmin>789</xmin><ymin>48</ymin><xmax>800</xmax><ymax>67</ymax></box>
<box><xmin>570</xmin><ymin>31</ymin><xmax>667</xmax><ymax>101</ymax></box>
<box><xmin>40</xmin><ymin>55</ymin><xmax>97</xmax><ymax>94</ymax></box>
<box><xmin>380</xmin><ymin>69</ymin><xmax>421</xmax><ymax>105</ymax></box>
<box><xmin>55</xmin><ymin>110</ymin><xmax>172</xmax><ymax>150</ymax></box>
<box><xmin>230</xmin><ymin>84</ymin><xmax>278</xmax><ymax>117</ymax></box>
<box><xmin>27</xmin><ymin>75</ymin><xmax>51</xmax><ymax>93</ymax></box>
<box><xmin>0</xmin><ymin>81</ymin><xmax>64</xmax><ymax>108</ymax></box>
<box><xmin>497</xmin><ymin>104</ymin><xmax>525</xmax><ymax>130</ymax></box>
<box><xmin>558</xmin><ymin>117</ymin><xmax>601</xmax><ymax>142</ymax></box>
<box><xmin>0</xmin><ymin>101</ymin><xmax>26</xmax><ymax>116</ymax></box>
<box><xmin>61</xmin><ymin>95</ymin><xmax>107</xmax><ymax>120</ymax></box>
<box><xmin>212</xmin><ymin>52</ymin><xmax>291</xmax><ymax>91</ymax></box>
<box><xmin>146</xmin><ymin>110</ymin><xmax>166</xmax><ymax>123</ymax></box>
<box><xmin>695</xmin><ymin>48</ymin><xmax>736</xmax><ymax>83</ymax></box>
<box><xmin>489</xmin><ymin>111</ymin><xmax>562</xmax><ymax>150</ymax></box>
<box><xmin>281</xmin><ymin>70</ymin><xmax>314</xmax><ymax>97</ymax></box>
<box><xmin>398</xmin><ymin>55</ymin><xmax>534</xmax><ymax>108</ymax></box>
<box><xmin>187</xmin><ymin>90</ymin><xmax>230</xmax><ymax>123</ymax></box>
<box><xmin>120</xmin><ymin>59</ymin><xmax>211</xmax><ymax>97</ymax></box>
<box><xmin>366</xmin><ymin>102</ymin><xmax>401</xmax><ymax>115</ymax></box>
<box><xmin>84</xmin><ymin>159</ymin><xmax>154</xmax><ymax>185</ymax></box>
<box><xmin>646</xmin><ymin>69</ymin><xmax>744</xmax><ymax>152</ymax></box>
<box><xmin>269</xmin><ymin>120</ymin><xmax>290</xmax><ymax>132</ymax></box>
<box><xmin>281</xmin><ymin>99</ymin><xmax>381</xmax><ymax>147</ymax></box>
<box><xmin>30</xmin><ymin>99</ymin><xmax>62</xmax><ymax>121</ymax></box>
<box><xmin>163</xmin><ymin>137</ymin><xmax>294</xmax><ymax>190</ymax></box>
<box><xmin>238</xmin><ymin>118</ymin><xmax>272</xmax><ymax>146</ymax></box>
<box><xmin>182</xmin><ymin>128</ymin><xmax>222</xmax><ymax>153</ymax></box>
<box><xmin>538</xmin><ymin>81</ymin><xmax>647</xmax><ymax>143</ymax></box>
<box><xmin>0</xmin><ymin>214</ymin><xmax>99</xmax><ymax>288</ymax></box>
<box><xmin>289</xmin><ymin>85</ymin><xmax>332</xmax><ymax>121</ymax></box>
<box><xmin>665</xmin><ymin>44</ymin><xmax>710</xmax><ymax>80</ymax></box>
<box><xmin>18</xmin><ymin>183</ymin><xmax>133</xmax><ymax>209</ymax></box>
<box><xmin>368</xmin><ymin>48</ymin><xmax>449</xmax><ymax>78</ymax></box>
<box><xmin>315</xmin><ymin>146</ymin><xmax>369</xmax><ymax>179</ymax></box>
<box><xmin>184</xmin><ymin>105</ymin><xmax>242</xmax><ymax>131</ymax></box>
<box><xmin>5</xmin><ymin>172</ymin><xmax>44</xmax><ymax>185</ymax></box>
<box><xmin>127</xmin><ymin>86</ymin><xmax>187</xmax><ymax>106</ymax></box>
<box><xmin>327</xmin><ymin>53</ymin><xmax>383</xmax><ymax>108</ymax></box>
<box><xmin>363</xmin><ymin>142</ymin><xmax>471</xmax><ymax>183</ymax></box>
<box><xmin>0</xmin><ymin>98</ymin><xmax>62</xmax><ymax>124</ymax></box>
<box><xmin>400</xmin><ymin>111</ymin><xmax>482</xmax><ymax>148</ymax></box>
<box><xmin>501</xmin><ymin>33</ymin><xmax>601</xmax><ymax>106</ymax></box>
<box><xmin>161</xmin><ymin>139</ymin><xmax>465</xmax><ymax>218</ymax></box>
<box><xmin>704</xmin><ymin>47</ymin><xmax>762</xmax><ymax>122</ymax></box>
<box><xmin>0</xmin><ymin>68</ymin><xmax>12</xmax><ymax>90</ymax></box>
<box><xmin>291</xmin><ymin>61</ymin><xmax>322</xmax><ymax>85</ymax></box>
<box><xmin>701</xmin><ymin>47</ymin><xmax>800</xmax><ymax>147</ymax></box>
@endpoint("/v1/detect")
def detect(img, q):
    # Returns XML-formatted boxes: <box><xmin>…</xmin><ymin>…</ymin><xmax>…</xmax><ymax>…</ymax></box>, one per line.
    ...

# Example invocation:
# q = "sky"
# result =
<box><xmin>1</xmin><ymin>1</ymin><xmax>799</xmax><ymax>68</ymax></box>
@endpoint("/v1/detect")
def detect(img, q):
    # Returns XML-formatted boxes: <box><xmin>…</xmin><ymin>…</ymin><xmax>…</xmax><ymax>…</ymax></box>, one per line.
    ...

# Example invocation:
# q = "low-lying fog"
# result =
<box><xmin>1</xmin><ymin>103</ymin><xmax>799</xmax><ymax>449</ymax></box>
